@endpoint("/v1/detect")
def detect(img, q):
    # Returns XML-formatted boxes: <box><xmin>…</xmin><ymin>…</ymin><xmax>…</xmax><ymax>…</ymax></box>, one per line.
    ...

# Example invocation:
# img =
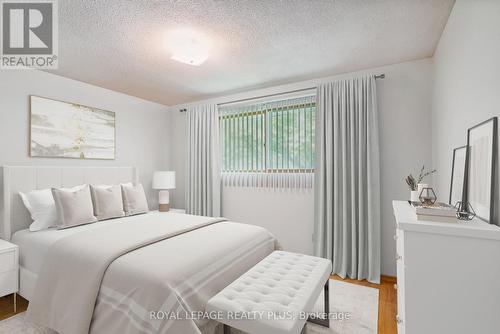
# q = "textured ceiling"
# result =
<box><xmin>52</xmin><ymin>0</ymin><xmax>455</xmax><ymax>105</ymax></box>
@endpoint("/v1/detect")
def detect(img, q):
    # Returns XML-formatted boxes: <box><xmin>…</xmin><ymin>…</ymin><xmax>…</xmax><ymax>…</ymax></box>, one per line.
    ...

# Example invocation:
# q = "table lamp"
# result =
<box><xmin>153</xmin><ymin>171</ymin><xmax>176</xmax><ymax>212</ymax></box>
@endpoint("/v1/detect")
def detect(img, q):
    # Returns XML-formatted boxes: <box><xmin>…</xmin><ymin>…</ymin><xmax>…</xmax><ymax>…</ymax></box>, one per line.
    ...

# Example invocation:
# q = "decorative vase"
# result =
<box><xmin>419</xmin><ymin>187</ymin><xmax>437</xmax><ymax>205</ymax></box>
<box><xmin>410</xmin><ymin>191</ymin><xmax>419</xmax><ymax>202</ymax></box>
<box><xmin>417</xmin><ymin>183</ymin><xmax>428</xmax><ymax>196</ymax></box>
<box><xmin>454</xmin><ymin>201</ymin><xmax>476</xmax><ymax>221</ymax></box>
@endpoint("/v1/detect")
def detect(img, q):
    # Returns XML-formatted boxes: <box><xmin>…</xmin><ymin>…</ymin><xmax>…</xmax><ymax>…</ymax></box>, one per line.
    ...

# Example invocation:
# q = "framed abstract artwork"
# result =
<box><xmin>30</xmin><ymin>95</ymin><xmax>115</xmax><ymax>160</ymax></box>
<box><xmin>449</xmin><ymin>145</ymin><xmax>467</xmax><ymax>206</ymax></box>
<box><xmin>466</xmin><ymin>117</ymin><xmax>497</xmax><ymax>223</ymax></box>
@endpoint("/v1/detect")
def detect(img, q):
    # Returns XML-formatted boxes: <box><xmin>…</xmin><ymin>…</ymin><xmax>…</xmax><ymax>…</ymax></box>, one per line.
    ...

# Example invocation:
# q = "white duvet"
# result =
<box><xmin>25</xmin><ymin>212</ymin><xmax>277</xmax><ymax>334</ymax></box>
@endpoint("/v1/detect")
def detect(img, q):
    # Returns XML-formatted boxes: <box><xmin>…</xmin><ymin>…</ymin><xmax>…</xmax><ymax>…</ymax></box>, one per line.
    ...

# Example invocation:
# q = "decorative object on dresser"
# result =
<box><xmin>30</xmin><ymin>95</ymin><xmax>116</xmax><ymax>160</ymax></box>
<box><xmin>0</xmin><ymin>239</ymin><xmax>19</xmax><ymax>313</ymax></box>
<box><xmin>152</xmin><ymin>171</ymin><xmax>176</xmax><ymax>212</ymax></box>
<box><xmin>449</xmin><ymin>145</ymin><xmax>468</xmax><ymax>206</ymax></box>
<box><xmin>454</xmin><ymin>201</ymin><xmax>476</xmax><ymax>221</ymax></box>
<box><xmin>418</xmin><ymin>187</ymin><xmax>437</xmax><ymax>205</ymax></box>
<box><xmin>409</xmin><ymin>201</ymin><xmax>458</xmax><ymax>223</ymax></box>
<box><xmin>466</xmin><ymin>117</ymin><xmax>497</xmax><ymax>224</ymax></box>
<box><xmin>405</xmin><ymin>165</ymin><xmax>436</xmax><ymax>202</ymax></box>
<box><xmin>416</xmin><ymin>182</ymin><xmax>428</xmax><ymax>195</ymax></box>
<box><xmin>393</xmin><ymin>200</ymin><xmax>500</xmax><ymax>334</ymax></box>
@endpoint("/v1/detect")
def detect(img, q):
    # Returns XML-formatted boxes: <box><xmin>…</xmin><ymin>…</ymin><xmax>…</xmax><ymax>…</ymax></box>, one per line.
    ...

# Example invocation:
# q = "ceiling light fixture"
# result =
<box><xmin>167</xmin><ymin>28</ymin><xmax>210</xmax><ymax>66</ymax></box>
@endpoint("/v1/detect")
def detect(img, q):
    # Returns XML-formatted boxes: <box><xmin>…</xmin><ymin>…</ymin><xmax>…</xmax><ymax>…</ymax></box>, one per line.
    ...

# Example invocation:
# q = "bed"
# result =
<box><xmin>2</xmin><ymin>166</ymin><xmax>277</xmax><ymax>334</ymax></box>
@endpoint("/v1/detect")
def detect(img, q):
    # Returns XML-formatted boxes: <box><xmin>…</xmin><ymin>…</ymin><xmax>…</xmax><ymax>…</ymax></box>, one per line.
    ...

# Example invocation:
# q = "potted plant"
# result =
<box><xmin>405</xmin><ymin>166</ymin><xmax>437</xmax><ymax>202</ymax></box>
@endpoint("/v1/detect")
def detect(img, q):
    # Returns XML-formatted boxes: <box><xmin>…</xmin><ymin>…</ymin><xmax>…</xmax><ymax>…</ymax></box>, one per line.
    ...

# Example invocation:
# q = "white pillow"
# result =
<box><xmin>19</xmin><ymin>189</ymin><xmax>58</xmax><ymax>232</ymax></box>
<box><xmin>52</xmin><ymin>185</ymin><xmax>97</xmax><ymax>229</ymax></box>
<box><xmin>90</xmin><ymin>184</ymin><xmax>125</xmax><ymax>221</ymax></box>
<box><xmin>121</xmin><ymin>183</ymin><xmax>149</xmax><ymax>216</ymax></box>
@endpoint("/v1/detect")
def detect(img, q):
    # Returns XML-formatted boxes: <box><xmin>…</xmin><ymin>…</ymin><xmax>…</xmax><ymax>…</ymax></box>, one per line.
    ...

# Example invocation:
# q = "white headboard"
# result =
<box><xmin>1</xmin><ymin>166</ymin><xmax>138</xmax><ymax>240</ymax></box>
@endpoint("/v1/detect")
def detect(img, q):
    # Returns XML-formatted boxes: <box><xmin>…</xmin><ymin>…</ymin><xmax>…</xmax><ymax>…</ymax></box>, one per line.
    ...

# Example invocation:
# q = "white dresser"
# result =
<box><xmin>393</xmin><ymin>200</ymin><xmax>500</xmax><ymax>334</ymax></box>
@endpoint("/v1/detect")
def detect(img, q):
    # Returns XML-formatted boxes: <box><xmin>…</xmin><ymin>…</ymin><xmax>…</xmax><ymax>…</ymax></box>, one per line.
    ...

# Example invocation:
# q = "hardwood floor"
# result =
<box><xmin>0</xmin><ymin>276</ymin><xmax>397</xmax><ymax>333</ymax></box>
<box><xmin>330</xmin><ymin>274</ymin><xmax>397</xmax><ymax>334</ymax></box>
<box><xmin>0</xmin><ymin>294</ymin><xmax>28</xmax><ymax>321</ymax></box>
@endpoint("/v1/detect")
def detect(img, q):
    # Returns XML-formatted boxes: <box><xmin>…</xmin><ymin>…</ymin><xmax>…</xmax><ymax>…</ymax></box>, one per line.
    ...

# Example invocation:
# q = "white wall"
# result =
<box><xmin>170</xmin><ymin>58</ymin><xmax>433</xmax><ymax>276</ymax></box>
<box><xmin>377</xmin><ymin>60</ymin><xmax>433</xmax><ymax>276</ymax></box>
<box><xmin>0</xmin><ymin>70</ymin><xmax>171</xmax><ymax>208</ymax></box>
<box><xmin>431</xmin><ymin>0</ymin><xmax>500</xmax><ymax>224</ymax></box>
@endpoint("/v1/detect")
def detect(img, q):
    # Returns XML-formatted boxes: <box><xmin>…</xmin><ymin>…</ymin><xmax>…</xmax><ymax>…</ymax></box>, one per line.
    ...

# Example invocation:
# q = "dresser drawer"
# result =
<box><xmin>396</xmin><ymin>228</ymin><xmax>404</xmax><ymax>259</ymax></box>
<box><xmin>396</xmin><ymin>258</ymin><xmax>405</xmax><ymax>318</ymax></box>
<box><xmin>0</xmin><ymin>249</ymin><xmax>16</xmax><ymax>273</ymax></box>
<box><xmin>0</xmin><ymin>270</ymin><xmax>17</xmax><ymax>296</ymax></box>
<box><xmin>396</xmin><ymin>229</ymin><xmax>406</xmax><ymax>333</ymax></box>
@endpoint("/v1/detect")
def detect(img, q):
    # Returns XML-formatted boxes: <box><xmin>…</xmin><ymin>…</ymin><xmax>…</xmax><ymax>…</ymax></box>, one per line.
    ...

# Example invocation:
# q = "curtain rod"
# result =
<box><xmin>179</xmin><ymin>73</ymin><xmax>385</xmax><ymax>112</ymax></box>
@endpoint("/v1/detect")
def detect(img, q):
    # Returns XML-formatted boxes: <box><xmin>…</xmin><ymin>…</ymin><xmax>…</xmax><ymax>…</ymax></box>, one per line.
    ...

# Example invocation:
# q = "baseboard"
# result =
<box><xmin>381</xmin><ymin>275</ymin><xmax>397</xmax><ymax>283</ymax></box>
<box><xmin>329</xmin><ymin>273</ymin><xmax>397</xmax><ymax>285</ymax></box>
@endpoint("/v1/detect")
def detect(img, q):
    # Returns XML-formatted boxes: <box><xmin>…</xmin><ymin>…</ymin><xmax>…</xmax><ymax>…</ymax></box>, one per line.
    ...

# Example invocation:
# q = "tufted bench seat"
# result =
<box><xmin>206</xmin><ymin>251</ymin><xmax>332</xmax><ymax>334</ymax></box>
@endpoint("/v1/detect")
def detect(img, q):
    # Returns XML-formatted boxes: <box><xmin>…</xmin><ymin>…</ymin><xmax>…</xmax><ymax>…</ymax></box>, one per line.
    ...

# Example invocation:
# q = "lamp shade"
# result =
<box><xmin>153</xmin><ymin>171</ymin><xmax>176</xmax><ymax>190</ymax></box>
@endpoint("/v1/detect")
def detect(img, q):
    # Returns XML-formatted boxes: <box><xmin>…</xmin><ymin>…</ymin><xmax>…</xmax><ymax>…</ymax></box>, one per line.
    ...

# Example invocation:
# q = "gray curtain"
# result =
<box><xmin>185</xmin><ymin>104</ymin><xmax>221</xmax><ymax>217</ymax></box>
<box><xmin>313</xmin><ymin>75</ymin><xmax>381</xmax><ymax>283</ymax></box>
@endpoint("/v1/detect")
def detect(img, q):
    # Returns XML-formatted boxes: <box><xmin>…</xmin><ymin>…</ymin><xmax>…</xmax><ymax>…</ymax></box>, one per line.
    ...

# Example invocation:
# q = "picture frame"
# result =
<box><xmin>30</xmin><ymin>95</ymin><xmax>116</xmax><ymax>160</ymax></box>
<box><xmin>449</xmin><ymin>145</ymin><xmax>467</xmax><ymax>206</ymax></box>
<box><xmin>465</xmin><ymin>117</ymin><xmax>497</xmax><ymax>223</ymax></box>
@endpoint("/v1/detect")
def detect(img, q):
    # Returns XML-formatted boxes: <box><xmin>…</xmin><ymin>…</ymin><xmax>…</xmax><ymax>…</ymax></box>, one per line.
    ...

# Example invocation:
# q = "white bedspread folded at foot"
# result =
<box><xmin>26</xmin><ymin>213</ymin><xmax>229</xmax><ymax>334</ymax></box>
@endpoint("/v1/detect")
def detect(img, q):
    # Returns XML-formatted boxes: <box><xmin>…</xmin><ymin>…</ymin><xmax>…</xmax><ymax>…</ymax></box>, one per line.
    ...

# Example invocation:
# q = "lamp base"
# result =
<box><xmin>159</xmin><ymin>203</ymin><xmax>170</xmax><ymax>212</ymax></box>
<box><xmin>158</xmin><ymin>190</ymin><xmax>170</xmax><ymax>212</ymax></box>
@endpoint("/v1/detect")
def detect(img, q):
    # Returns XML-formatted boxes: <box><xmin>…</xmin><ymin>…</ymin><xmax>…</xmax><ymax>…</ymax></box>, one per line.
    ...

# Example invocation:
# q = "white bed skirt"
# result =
<box><xmin>19</xmin><ymin>266</ymin><xmax>36</xmax><ymax>301</ymax></box>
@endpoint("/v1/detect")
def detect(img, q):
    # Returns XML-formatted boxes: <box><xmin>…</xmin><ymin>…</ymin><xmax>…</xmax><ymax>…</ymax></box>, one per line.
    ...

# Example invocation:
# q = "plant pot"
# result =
<box><xmin>410</xmin><ymin>191</ymin><xmax>419</xmax><ymax>202</ymax></box>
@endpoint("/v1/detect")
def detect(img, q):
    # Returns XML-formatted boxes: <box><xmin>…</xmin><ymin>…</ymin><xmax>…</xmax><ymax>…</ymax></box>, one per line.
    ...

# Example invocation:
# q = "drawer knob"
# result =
<box><xmin>394</xmin><ymin>284</ymin><xmax>398</xmax><ymax>290</ymax></box>
<box><xmin>396</xmin><ymin>315</ymin><xmax>403</xmax><ymax>324</ymax></box>
<box><xmin>395</xmin><ymin>254</ymin><xmax>402</xmax><ymax>261</ymax></box>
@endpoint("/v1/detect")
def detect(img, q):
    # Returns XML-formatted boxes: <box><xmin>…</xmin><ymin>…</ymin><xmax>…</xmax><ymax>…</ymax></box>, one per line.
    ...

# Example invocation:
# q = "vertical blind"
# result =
<box><xmin>219</xmin><ymin>95</ymin><xmax>316</xmax><ymax>188</ymax></box>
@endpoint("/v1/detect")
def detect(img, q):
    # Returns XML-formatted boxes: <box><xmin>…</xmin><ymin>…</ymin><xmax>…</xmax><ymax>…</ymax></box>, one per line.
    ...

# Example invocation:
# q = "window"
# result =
<box><xmin>220</xmin><ymin>95</ymin><xmax>316</xmax><ymax>175</ymax></box>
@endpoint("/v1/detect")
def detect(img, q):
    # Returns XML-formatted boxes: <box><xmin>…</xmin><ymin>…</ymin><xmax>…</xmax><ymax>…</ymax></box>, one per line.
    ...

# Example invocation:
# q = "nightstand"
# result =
<box><xmin>153</xmin><ymin>208</ymin><xmax>186</xmax><ymax>214</ymax></box>
<box><xmin>169</xmin><ymin>208</ymin><xmax>186</xmax><ymax>214</ymax></box>
<box><xmin>0</xmin><ymin>239</ymin><xmax>18</xmax><ymax>312</ymax></box>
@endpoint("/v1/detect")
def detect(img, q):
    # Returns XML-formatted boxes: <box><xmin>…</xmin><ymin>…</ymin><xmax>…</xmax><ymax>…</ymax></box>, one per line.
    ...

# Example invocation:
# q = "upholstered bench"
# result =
<box><xmin>206</xmin><ymin>251</ymin><xmax>332</xmax><ymax>334</ymax></box>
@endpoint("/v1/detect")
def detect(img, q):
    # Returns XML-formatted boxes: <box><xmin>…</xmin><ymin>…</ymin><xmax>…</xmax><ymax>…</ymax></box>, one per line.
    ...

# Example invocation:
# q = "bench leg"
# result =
<box><xmin>307</xmin><ymin>280</ymin><xmax>330</xmax><ymax>328</ymax></box>
<box><xmin>223</xmin><ymin>324</ymin><xmax>230</xmax><ymax>334</ymax></box>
